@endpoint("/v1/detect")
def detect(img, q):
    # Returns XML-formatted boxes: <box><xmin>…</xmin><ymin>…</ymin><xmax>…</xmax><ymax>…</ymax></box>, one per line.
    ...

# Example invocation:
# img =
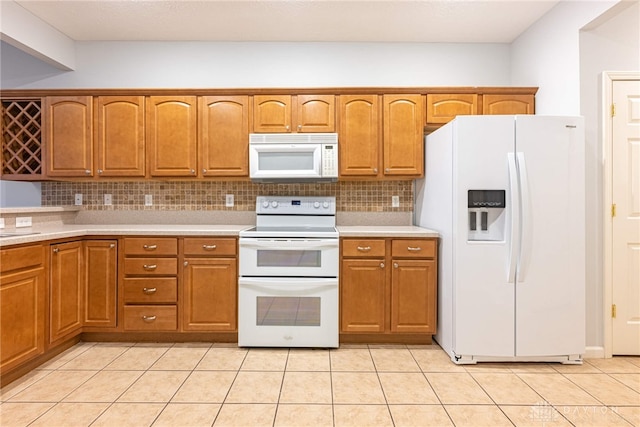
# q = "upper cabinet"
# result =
<box><xmin>482</xmin><ymin>94</ymin><xmax>535</xmax><ymax>115</ymax></box>
<box><xmin>44</xmin><ymin>96</ymin><xmax>93</xmax><ymax>177</ymax></box>
<box><xmin>146</xmin><ymin>96</ymin><xmax>198</xmax><ymax>177</ymax></box>
<box><xmin>338</xmin><ymin>95</ymin><xmax>380</xmax><ymax>177</ymax></box>
<box><xmin>96</xmin><ymin>96</ymin><xmax>146</xmax><ymax>177</ymax></box>
<box><xmin>253</xmin><ymin>95</ymin><xmax>335</xmax><ymax>133</ymax></box>
<box><xmin>383</xmin><ymin>94</ymin><xmax>424</xmax><ymax>177</ymax></box>
<box><xmin>426</xmin><ymin>94</ymin><xmax>478</xmax><ymax>124</ymax></box>
<box><xmin>199</xmin><ymin>96</ymin><xmax>249</xmax><ymax>177</ymax></box>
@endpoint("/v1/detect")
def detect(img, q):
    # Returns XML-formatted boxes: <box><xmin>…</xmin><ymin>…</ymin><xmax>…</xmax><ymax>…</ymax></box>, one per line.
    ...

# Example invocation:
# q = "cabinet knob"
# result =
<box><xmin>85</xmin><ymin>169</ymin><xmax>91</xmax><ymax>175</ymax></box>
<box><xmin>109</xmin><ymin>243</ymin><xmax>115</xmax><ymax>249</ymax></box>
<box><xmin>52</xmin><ymin>247</ymin><xmax>59</xmax><ymax>253</ymax></box>
<box><xmin>202</xmin><ymin>169</ymin><xmax>207</xmax><ymax>174</ymax></box>
<box><xmin>285</xmin><ymin>125</ymin><xmax>290</xmax><ymax>131</ymax></box>
<box><xmin>373</xmin><ymin>168</ymin><xmax>378</xmax><ymax>174</ymax></box>
<box><xmin>380</xmin><ymin>262</ymin><xmax>385</xmax><ymax>268</ymax></box>
<box><xmin>357</xmin><ymin>246</ymin><xmax>371</xmax><ymax>252</ymax></box>
<box><xmin>190</xmin><ymin>169</ymin><xmax>196</xmax><ymax>174</ymax></box>
<box><xmin>142</xmin><ymin>315</ymin><xmax>157</xmax><ymax>322</ymax></box>
<box><xmin>98</xmin><ymin>169</ymin><xmax>103</xmax><ymax>174</ymax></box>
<box><xmin>297</xmin><ymin>124</ymin><xmax>302</xmax><ymax>131</ymax></box>
<box><xmin>143</xmin><ymin>264</ymin><xmax>157</xmax><ymax>271</ymax></box>
<box><xmin>385</xmin><ymin>168</ymin><xmax>390</xmax><ymax>173</ymax></box>
<box><xmin>394</xmin><ymin>262</ymin><xmax>399</xmax><ymax>269</ymax></box>
<box><xmin>143</xmin><ymin>244</ymin><xmax>157</xmax><ymax>250</ymax></box>
<box><xmin>142</xmin><ymin>287</ymin><xmax>157</xmax><ymax>294</ymax></box>
<box><xmin>202</xmin><ymin>244</ymin><xmax>217</xmax><ymax>250</ymax></box>
<box><xmin>183</xmin><ymin>261</ymin><xmax>189</xmax><ymax>267</ymax></box>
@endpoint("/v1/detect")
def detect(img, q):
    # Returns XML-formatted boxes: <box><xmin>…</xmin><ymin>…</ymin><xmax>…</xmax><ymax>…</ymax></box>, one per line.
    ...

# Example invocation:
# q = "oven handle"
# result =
<box><xmin>239</xmin><ymin>239</ymin><xmax>338</xmax><ymax>250</ymax></box>
<box><xmin>239</xmin><ymin>277</ymin><xmax>338</xmax><ymax>292</ymax></box>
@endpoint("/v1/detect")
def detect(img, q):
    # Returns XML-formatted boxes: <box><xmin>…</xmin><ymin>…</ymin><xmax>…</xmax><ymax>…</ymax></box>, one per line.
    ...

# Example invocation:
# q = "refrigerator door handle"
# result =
<box><xmin>507</xmin><ymin>153</ymin><xmax>519</xmax><ymax>283</ymax></box>
<box><xmin>516</xmin><ymin>152</ymin><xmax>531</xmax><ymax>281</ymax></box>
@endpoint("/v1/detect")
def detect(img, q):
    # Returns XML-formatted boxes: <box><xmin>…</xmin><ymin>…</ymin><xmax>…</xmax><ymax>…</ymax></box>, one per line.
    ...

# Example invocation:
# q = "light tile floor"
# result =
<box><xmin>1</xmin><ymin>342</ymin><xmax>639</xmax><ymax>426</ymax></box>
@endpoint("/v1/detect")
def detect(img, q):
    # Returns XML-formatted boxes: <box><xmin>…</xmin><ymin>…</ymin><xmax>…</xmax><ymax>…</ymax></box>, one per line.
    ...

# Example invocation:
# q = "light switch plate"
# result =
<box><xmin>144</xmin><ymin>194</ymin><xmax>153</xmax><ymax>206</ymax></box>
<box><xmin>225</xmin><ymin>194</ymin><xmax>234</xmax><ymax>207</ymax></box>
<box><xmin>75</xmin><ymin>193</ymin><xmax>83</xmax><ymax>205</ymax></box>
<box><xmin>392</xmin><ymin>195</ymin><xmax>400</xmax><ymax>208</ymax></box>
<box><xmin>16</xmin><ymin>216</ymin><xmax>32</xmax><ymax>228</ymax></box>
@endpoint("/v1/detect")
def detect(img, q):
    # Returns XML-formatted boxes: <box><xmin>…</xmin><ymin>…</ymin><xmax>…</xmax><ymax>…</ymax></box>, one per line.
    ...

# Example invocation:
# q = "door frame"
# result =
<box><xmin>602</xmin><ymin>71</ymin><xmax>640</xmax><ymax>358</ymax></box>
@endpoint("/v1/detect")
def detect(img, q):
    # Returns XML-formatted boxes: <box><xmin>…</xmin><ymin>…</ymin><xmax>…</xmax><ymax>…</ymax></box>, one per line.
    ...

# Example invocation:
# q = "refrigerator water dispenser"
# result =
<box><xmin>468</xmin><ymin>190</ymin><xmax>506</xmax><ymax>241</ymax></box>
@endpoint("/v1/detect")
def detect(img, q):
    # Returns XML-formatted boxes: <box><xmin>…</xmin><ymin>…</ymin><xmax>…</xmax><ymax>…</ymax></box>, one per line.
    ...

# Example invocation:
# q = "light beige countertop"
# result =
<box><xmin>337</xmin><ymin>225</ymin><xmax>439</xmax><ymax>238</ymax></box>
<box><xmin>1</xmin><ymin>224</ymin><xmax>438</xmax><ymax>246</ymax></box>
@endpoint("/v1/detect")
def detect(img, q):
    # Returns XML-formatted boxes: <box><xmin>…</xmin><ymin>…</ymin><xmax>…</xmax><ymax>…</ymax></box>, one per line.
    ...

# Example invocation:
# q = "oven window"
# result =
<box><xmin>256</xmin><ymin>296</ymin><xmax>321</xmax><ymax>326</ymax></box>
<box><xmin>257</xmin><ymin>249</ymin><xmax>321</xmax><ymax>268</ymax></box>
<box><xmin>259</xmin><ymin>152</ymin><xmax>314</xmax><ymax>171</ymax></box>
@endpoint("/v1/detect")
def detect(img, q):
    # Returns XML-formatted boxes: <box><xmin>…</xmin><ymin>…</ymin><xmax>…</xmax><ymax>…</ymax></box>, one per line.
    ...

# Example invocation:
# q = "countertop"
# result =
<box><xmin>0</xmin><ymin>224</ymin><xmax>439</xmax><ymax>246</ymax></box>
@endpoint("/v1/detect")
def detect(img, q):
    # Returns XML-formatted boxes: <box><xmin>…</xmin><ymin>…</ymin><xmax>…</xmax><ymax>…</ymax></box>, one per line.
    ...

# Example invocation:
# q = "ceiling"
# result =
<box><xmin>14</xmin><ymin>0</ymin><xmax>560</xmax><ymax>43</ymax></box>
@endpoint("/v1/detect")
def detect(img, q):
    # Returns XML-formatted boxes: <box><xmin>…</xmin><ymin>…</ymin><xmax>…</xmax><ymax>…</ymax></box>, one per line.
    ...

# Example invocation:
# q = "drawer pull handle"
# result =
<box><xmin>407</xmin><ymin>247</ymin><xmax>422</xmax><ymax>252</ymax></box>
<box><xmin>202</xmin><ymin>244</ymin><xmax>217</xmax><ymax>250</ymax></box>
<box><xmin>142</xmin><ymin>315</ymin><xmax>157</xmax><ymax>322</ymax></box>
<box><xmin>143</xmin><ymin>264</ymin><xmax>157</xmax><ymax>270</ymax></box>
<box><xmin>357</xmin><ymin>246</ymin><xmax>371</xmax><ymax>252</ymax></box>
<box><xmin>143</xmin><ymin>244</ymin><xmax>157</xmax><ymax>250</ymax></box>
<box><xmin>143</xmin><ymin>287</ymin><xmax>157</xmax><ymax>294</ymax></box>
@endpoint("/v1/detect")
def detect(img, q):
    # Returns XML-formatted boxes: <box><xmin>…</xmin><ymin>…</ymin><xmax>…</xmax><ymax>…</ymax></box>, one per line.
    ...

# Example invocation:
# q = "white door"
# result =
<box><xmin>612</xmin><ymin>80</ymin><xmax>640</xmax><ymax>355</ymax></box>
<box><xmin>514</xmin><ymin>116</ymin><xmax>586</xmax><ymax>357</ymax></box>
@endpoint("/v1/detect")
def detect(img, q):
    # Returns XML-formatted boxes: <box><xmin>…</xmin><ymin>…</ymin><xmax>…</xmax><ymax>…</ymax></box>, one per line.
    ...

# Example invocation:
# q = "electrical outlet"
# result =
<box><xmin>0</xmin><ymin>218</ymin><xmax>5</xmax><ymax>229</ymax></box>
<box><xmin>16</xmin><ymin>216</ymin><xmax>32</xmax><ymax>228</ymax></box>
<box><xmin>75</xmin><ymin>193</ymin><xmax>83</xmax><ymax>205</ymax></box>
<box><xmin>144</xmin><ymin>194</ymin><xmax>153</xmax><ymax>206</ymax></box>
<box><xmin>104</xmin><ymin>194</ymin><xmax>112</xmax><ymax>205</ymax></box>
<box><xmin>225</xmin><ymin>194</ymin><xmax>234</xmax><ymax>207</ymax></box>
<box><xmin>392</xmin><ymin>195</ymin><xmax>400</xmax><ymax>208</ymax></box>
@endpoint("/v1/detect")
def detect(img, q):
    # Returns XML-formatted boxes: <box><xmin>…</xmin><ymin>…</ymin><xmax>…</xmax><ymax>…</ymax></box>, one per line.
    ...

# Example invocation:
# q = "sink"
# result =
<box><xmin>0</xmin><ymin>232</ymin><xmax>40</xmax><ymax>238</ymax></box>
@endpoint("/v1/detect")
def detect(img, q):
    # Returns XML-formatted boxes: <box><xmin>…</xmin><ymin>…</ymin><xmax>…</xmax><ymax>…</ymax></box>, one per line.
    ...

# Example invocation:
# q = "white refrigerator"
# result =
<box><xmin>415</xmin><ymin>115</ymin><xmax>585</xmax><ymax>364</ymax></box>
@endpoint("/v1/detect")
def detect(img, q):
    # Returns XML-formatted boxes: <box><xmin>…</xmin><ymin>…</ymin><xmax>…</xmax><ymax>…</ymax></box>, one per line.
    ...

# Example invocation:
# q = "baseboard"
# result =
<box><xmin>584</xmin><ymin>346</ymin><xmax>605</xmax><ymax>359</ymax></box>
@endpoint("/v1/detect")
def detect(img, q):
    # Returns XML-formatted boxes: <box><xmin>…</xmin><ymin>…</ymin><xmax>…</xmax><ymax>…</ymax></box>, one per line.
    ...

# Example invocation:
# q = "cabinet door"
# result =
<box><xmin>426</xmin><ymin>94</ymin><xmax>478</xmax><ymax>124</ymax></box>
<box><xmin>44</xmin><ymin>96</ymin><xmax>93</xmax><ymax>177</ymax></box>
<box><xmin>183</xmin><ymin>258</ymin><xmax>237</xmax><ymax>331</ymax></box>
<box><xmin>96</xmin><ymin>96</ymin><xmax>145</xmax><ymax>177</ymax></box>
<box><xmin>199</xmin><ymin>96</ymin><xmax>249</xmax><ymax>177</ymax></box>
<box><xmin>50</xmin><ymin>241</ymin><xmax>83</xmax><ymax>344</ymax></box>
<box><xmin>391</xmin><ymin>259</ymin><xmax>436</xmax><ymax>333</ymax></box>
<box><xmin>383</xmin><ymin>94</ymin><xmax>424</xmax><ymax>177</ymax></box>
<box><xmin>296</xmin><ymin>95</ymin><xmax>335</xmax><ymax>132</ymax></box>
<box><xmin>147</xmin><ymin>96</ymin><xmax>198</xmax><ymax>177</ymax></box>
<box><xmin>0</xmin><ymin>267</ymin><xmax>45</xmax><ymax>373</ymax></box>
<box><xmin>338</xmin><ymin>95</ymin><xmax>380</xmax><ymax>177</ymax></box>
<box><xmin>340</xmin><ymin>259</ymin><xmax>386</xmax><ymax>333</ymax></box>
<box><xmin>84</xmin><ymin>240</ymin><xmax>117</xmax><ymax>328</ymax></box>
<box><xmin>482</xmin><ymin>94</ymin><xmax>535</xmax><ymax>115</ymax></box>
<box><xmin>253</xmin><ymin>95</ymin><xmax>292</xmax><ymax>132</ymax></box>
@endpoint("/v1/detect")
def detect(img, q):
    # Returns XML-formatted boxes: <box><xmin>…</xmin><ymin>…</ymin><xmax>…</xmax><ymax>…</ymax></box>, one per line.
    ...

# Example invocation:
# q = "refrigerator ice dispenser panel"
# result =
<box><xmin>468</xmin><ymin>190</ymin><xmax>506</xmax><ymax>241</ymax></box>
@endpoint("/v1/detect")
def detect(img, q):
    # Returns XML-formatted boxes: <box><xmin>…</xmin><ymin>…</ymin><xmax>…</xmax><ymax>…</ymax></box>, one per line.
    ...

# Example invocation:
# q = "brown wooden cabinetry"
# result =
<box><xmin>338</xmin><ymin>95</ymin><xmax>380</xmax><ymax>177</ymax></box>
<box><xmin>383</xmin><ymin>94</ymin><xmax>424</xmax><ymax>177</ymax></box>
<box><xmin>95</xmin><ymin>96</ymin><xmax>145</xmax><ymax>177</ymax></box>
<box><xmin>122</xmin><ymin>237</ymin><xmax>178</xmax><ymax>331</ymax></box>
<box><xmin>44</xmin><ymin>96</ymin><xmax>93</xmax><ymax>177</ymax></box>
<box><xmin>146</xmin><ymin>96</ymin><xmax>198</xmax><ymax>177</ymax></box>
<box><xmin>199</xmin><ymin>96</ymin><xmax>249</xmax><ymax>177</ymax></box>
<box><xmin>0</xmin><ymin>245</ymin><xmax>46</xmax><ymax>374</ymax></box>
<box><xmin>83</xmin><ymin>240</ymin><xmax>117</xmax><ymax>329</ymax></box>
<box><xmin>49</xmin><ymin>241</ymin><xmax>83</xmax><ymax>345</ymax></box>
<box><xmin>182</xmin><ymin>237</ymin><xmax>237</xmax><ymax>331</ymax></box>
<box><xmin>482</xmin><ymin>94</ymin><xmax>535</xmax><ymax>115</ymax></box>
<box><xmin>426</xmin><ymin>94</ymin><xmax>478</xmax><ymax>124</ymax></box>
<box><xmin>253</xmin><ymin>95</ymin><xmax>335</xmax><ymax>133</ymax></box>
<box><xmin>341</xmin><ymin>237</ymin><xmax>437</xmax><ymax>342</ymax></box>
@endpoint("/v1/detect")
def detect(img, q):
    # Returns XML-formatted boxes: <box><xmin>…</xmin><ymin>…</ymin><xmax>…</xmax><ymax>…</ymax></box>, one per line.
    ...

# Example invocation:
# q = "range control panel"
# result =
<box><xmin>256</xmin><ymin>196</ymin><xmax>336</xmax><ymax>215</ymax></box>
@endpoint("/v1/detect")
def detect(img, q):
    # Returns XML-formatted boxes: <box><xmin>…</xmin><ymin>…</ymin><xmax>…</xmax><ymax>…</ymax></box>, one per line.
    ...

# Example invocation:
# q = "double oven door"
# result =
<box><xmin>238</xmin><ymin>236</ymin><xmax>339</xmax><ymax>348</ymax></box>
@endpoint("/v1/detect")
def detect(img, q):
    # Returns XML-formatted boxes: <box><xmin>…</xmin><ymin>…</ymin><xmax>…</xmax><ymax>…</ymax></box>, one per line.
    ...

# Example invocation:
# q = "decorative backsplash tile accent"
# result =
<box><xmin>42</xmin><ymin>181</ymin><xmax>414</xmax><ymax>212</ymax></box>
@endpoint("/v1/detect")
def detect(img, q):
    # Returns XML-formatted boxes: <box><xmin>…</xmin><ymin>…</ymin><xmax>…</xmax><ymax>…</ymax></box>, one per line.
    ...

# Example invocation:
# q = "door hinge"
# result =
<box><xmin>612</xmin><ymin>304</ymin><xmax>617</xmax><ymax>318</ymax></box>
<box><xmin>611</xmin><ymin>103</ymin><xmax>616</xmax><ymax>117</ymax></box>
<box><xmin>612</xmin><ymin>203</ymin><xmax>617</xmax><ymax>217</ymax></box>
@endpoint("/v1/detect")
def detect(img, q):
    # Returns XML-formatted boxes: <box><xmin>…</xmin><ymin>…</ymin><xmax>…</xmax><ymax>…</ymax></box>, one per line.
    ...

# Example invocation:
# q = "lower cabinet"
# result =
<box><xmin>0</xmin><ymin>244</ymin><xmax>46</xmax><ymax>374</ymax></box>
<box><xmin>49</xmin><ymin>241</ymin><xmax>83</xmax><ymax>345</ymax></box>
<box><xmin>83</xmin><ymin>240</ymin><xmax>118</xmax><ymax>328</ymax></box>
<box><xmin>341</xmin><ymin>237</ymin><xmax>438</xmax><ymax>338</ymax></box>
<box><xmin>182</xmin><ymin>238</ymin><xmax>237</xmax><ymax>331</ymax></box>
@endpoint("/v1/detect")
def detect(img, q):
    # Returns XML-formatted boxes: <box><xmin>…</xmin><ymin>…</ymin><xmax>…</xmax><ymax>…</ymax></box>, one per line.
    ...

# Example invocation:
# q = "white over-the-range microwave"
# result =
<box><xmin>249</xmin><ymin>133</ymin><xmax>338</xmax><ymax>182</ymax></box>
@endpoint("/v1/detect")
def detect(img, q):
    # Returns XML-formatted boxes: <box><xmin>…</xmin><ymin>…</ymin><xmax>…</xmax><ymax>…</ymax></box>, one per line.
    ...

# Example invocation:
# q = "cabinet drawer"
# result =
<box><xmin>391</xmin><ymin>239</ymin><xmax>436</xmax><ymax>258</ymax></box>
<box><xmin>123</xmin><ymin>305</ymin><xmax>177</xmax><ymax>331</ymax></box>
<box><xmin>184</xmin><ymin>238</ymin><xmax>236</xmax><ymax>256</ymax></box>
<box><xmin>123</xmin><ymin>278</ymin><xmax>177</xmax><ymax>303</ymax></box>
<box><xmin>124</xmin><ymin>258</ymin><xmax>177</xmax><ymax>275</ymax></box>
<box><xmin>0</xmin><ymin>245</ymin><xmax>45</xmax><ymax>273</ymax></box>
<box><xmin>342</xmin><ymin>239</ymin><xmax>386</xmax><ymax>257</ymax></box>
<box><xmin>124</xmin><ymin>238</ymin><xmax>178</xmax><ymax>256</ymax></box>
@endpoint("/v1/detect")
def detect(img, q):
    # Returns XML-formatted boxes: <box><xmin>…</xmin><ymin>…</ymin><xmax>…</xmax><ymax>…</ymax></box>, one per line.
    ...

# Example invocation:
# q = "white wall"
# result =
<box><xmin>0</xmin><ymin>181</ymin><xmax>41</xmax><ymax>207</ymax></box>
<box><xmin>2</xmin><ymin>41</ymin><xmax>511</xmax><ymax>89</ymax></box>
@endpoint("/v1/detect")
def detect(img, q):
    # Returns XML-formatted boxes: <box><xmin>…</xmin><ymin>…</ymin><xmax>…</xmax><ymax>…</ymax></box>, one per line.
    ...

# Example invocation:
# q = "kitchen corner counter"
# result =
<box><xmin>337</xmin><ymin>225</ymin><xmax>439</xmax><ymax>238</ymax></box>
<box><xmin>0</xmin><ymin>224</ymin><xmax>253</xmax><ymax>246</ymax></box>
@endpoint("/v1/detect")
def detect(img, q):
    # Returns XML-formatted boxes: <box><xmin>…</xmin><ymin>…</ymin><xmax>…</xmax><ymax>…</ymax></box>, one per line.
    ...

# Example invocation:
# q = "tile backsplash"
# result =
<box><xmin>42</xmin><ymin>181</ymin><xmax>413</xmax><ymax>212</ymax></box>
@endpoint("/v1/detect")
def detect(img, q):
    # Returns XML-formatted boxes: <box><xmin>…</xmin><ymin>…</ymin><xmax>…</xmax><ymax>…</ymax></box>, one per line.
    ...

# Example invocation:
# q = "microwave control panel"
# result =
<box><xmin>322</xmin><ymin>144</ymin><xmax>338</xmax><ymax>177</ymax></box>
